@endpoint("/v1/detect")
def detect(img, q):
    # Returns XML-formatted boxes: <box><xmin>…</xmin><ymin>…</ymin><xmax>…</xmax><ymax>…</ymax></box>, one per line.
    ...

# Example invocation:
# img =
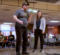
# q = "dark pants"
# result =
<box><xmin>34</xmin><ymin>27</ymin><xmax>43</xmax><ymax>50</ymax></box>
<box><xmin>0</xmin><ymin>42</ymin><xmax>5</xmax><ymax>47</ymax></box>
<box><xmin>15</xmin><ymin>25</ymin><xmax>28</xmax><ymax>52</ymax></box>
<box><xmin>0</xmin><ymin>42</ymin><xmax>2</xmax><ymax>46</ymax></box>
<box><xmin>6</xmin><ymin>41</ymin><xmax>15</xmax><ymax>47</ymax></box>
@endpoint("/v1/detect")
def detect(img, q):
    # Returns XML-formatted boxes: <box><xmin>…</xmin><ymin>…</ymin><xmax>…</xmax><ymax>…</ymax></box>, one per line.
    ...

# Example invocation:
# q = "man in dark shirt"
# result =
<box><xmin>8</xmin><ymin>31</ymin><xmax>15</xmax><ymax>44</ymax></box>
<box><xmin>13</xmin><ymin>2</ymin><xmax>32</xmax><ymax>55</ymax></box>
<box><xmin>6</xmin><ymin>31</ymin><xmax>15</xmax><ymax>47</ymax></box>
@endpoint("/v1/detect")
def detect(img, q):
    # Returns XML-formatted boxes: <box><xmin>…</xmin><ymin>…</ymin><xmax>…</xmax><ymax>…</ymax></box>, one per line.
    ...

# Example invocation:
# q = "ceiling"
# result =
<box><xmin>0</xmin><ymin>0</ymin><xmax>60</xmax><ymax>26</ymax></box>
<box><xmin>35</xmin><ymin>0</ymin><xmax>59</xmax><ymax>3</ymax></box>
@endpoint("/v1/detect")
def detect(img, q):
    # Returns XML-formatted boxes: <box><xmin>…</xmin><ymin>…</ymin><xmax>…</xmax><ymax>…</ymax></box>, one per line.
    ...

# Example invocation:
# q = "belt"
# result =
<box><xmin>18</xmin><ymin>16</ymin><xmax>28</xmax><ymax>18</ymax></box>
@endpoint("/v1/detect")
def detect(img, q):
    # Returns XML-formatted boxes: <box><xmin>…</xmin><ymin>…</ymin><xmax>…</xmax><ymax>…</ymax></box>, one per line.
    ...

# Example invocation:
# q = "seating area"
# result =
<box><xmin>0</xmin><ymin>36</ymin><xmax>16</xmax><ymax>48</ymax></box>
<box><xmin>44</xmin><ymin>34</ymin><xmax>60</xmax><ymax>46</ymax></box>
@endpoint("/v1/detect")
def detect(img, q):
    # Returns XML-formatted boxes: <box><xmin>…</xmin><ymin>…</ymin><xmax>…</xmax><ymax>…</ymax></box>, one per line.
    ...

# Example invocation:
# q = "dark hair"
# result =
<box><xmin>10</xmin><ymin>31</ymin><xmax>12</xmax><ymax>32</ymax></box>
<box><xmin>36</xmin><ymin>10</ymin><xmax>43</xmax><ymax>22</ymax></box>
<box><xmin>0</xmin><ymin>31</ymin><xmax>2</xmax><ymax>32</ymax></box>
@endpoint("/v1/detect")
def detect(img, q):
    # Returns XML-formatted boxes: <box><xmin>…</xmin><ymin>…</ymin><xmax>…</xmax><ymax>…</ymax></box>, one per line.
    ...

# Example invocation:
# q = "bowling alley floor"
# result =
<box><xmin>0</xmin><ymin>46</ymin><xmax>60</xmax><ymax>55</ymax></box>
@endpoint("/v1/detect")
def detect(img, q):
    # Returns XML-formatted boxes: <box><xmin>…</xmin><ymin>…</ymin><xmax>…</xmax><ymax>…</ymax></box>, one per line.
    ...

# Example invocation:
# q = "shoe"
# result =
<box><xmin>32</xmin><ymin>49</ymin><xmax>36</xmax><ymax>53</ymax></box>
<box><xmin>42</xmin><ymin>50</ymin><xmax>44</xmax><ymax>53</ymax></box>
<box><xmin>40</xmin><ymin>49</ymin><xmax>44</xmax><ymax>53</ymax></box>
<box><xmin>22</xmin><ymin>51</ymin><xmax>29</xmax><ymax>55</ymax></box>
<box><xmin>40</xmin><ymin>49</ymin><xmax>42</xmax><ymax>52</ymax></box>
<box><xmin>16</xmin><ymin>52</ymin><xmax>20</xmax><ymax>55</ymax></box>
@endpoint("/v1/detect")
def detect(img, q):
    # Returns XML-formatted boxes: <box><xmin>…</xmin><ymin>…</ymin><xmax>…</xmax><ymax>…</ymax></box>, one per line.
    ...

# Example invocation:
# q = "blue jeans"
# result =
<box><xmin>6</xmin><ymin>40</ymin><xmax>15</xmax><ymax>47</ymax></box>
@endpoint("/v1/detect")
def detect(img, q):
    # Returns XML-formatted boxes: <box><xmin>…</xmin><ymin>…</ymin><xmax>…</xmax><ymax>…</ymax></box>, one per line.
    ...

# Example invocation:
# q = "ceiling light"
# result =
<box><xmin>52</xmin><ymin>27</ymin><xmax>54</xmax><ymax>28</ymax></box>
<box><xmin>53</xmin><ymin>17</ymin><xmax>57</xmax><ymax>18</ymax></box>
<box><xmin>3</xmin><ymin>23</ymin><xmax>13</xmax><ymax>24</ymax></box>
<box><xmin>28</xmin><ymin>9</ymin><xmax>38</xmax><ymax>13</ymax></box>
<box><xmin>50</xmin><ymin>21</ymin><xmax>59</xmax><ymax>23</ymax></box>
<box><xmin>43</xmin><ymin>15</ymin><xmax>48</xmax><ymax>16</ymax></box>
<box><xmin>48</xmin><ymin>27</ymin><xmax>51</xmax><ymax>28</ymax></box>
<box><xmin>28</xmin><ymin>9</ymin><xmax>33</xmax><ymax>12</ymax></box>
<box><xmin>48</xmin><ymin>27</ymin><xmax>54</xmax><ymax>28</ymax></box>
<box><xmin>32</xmin><ymin>10</ymin><xmax>37</xmax><ymax>13</ymax></box>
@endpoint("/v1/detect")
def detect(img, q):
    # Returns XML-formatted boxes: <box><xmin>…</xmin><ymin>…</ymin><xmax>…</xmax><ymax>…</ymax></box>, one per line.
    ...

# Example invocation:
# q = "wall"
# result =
<box><xmin>45</xmin><ymin>25</ymin><xmax>48</xmax><ymax>34</ymax></box>
<box><xmin>58</xmin><ymin>26</ymin><xmax>60</xmax><ymax>34</ymax></box>
<box><xmin>1</xmin><ymin>0</ymin><xmax>60</xmax><ymax>11</ymax></box>
<box><xmin>27</xmin><ymin>24</ymin><xmax>48</xmax><ymax>34</ymax></box>
<box><xmin>48</xmin><ymin>26</ymin><xmax>58</xmax><ymax>35</ymax></box>
<box><xmin>27</xmin><ymin>24</ymin><xmax>33</xmax><ymax>30</ymax></box>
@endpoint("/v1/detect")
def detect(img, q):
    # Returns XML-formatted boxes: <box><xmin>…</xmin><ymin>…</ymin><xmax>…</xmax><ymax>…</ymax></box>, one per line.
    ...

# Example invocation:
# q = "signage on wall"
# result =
<box><xmin>11</xmin><ymin>27</ymin><xmax>15</xmax><ymax>31</ymax></box>
<box><xmin>1</xmin><ymin>31</ymin><xmax>10</xmax><ymax>36</ymax></box>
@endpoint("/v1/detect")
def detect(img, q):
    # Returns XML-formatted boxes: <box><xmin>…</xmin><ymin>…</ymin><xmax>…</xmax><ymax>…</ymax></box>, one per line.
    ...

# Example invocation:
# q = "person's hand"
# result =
<box><xmin>12</xmin><ymin>41</ymin><xmax>14</xmax><ymax>43</ymax></box>
<box><xmin>30</xmin><ymin>14</ymin><xmax>33</xmax><ymax>17</ymax></box>
<box><xmin>19</xmin><ymin>21</ymin><xmax>23</xmax><ymax>25</ymax></box>
<box><xmin>42</xmin><ymin>31</ymin><xmax>44</xmax><ymax>34</ymax></box>
<box><xmin>9</xmin><ymin>41</ymin><xmax>11</xmax><ymax>43</ymax></box>
<box><xmin>33</xmin><ymin>30</ymin><xmax>35</xmax><ymax>33</ymax></box>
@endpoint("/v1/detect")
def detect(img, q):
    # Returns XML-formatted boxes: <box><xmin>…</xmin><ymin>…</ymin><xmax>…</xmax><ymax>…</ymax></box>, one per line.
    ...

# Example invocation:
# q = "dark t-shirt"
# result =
<box><xmin>8</xmin><ymin>35</ymin><xmax>14</xmax><ymax>41</ymax></box>
<box><xmin>36</xmin><ymin>17</ymin><xmax>41</xmax><ymax>28</ymax></box>
<box><xmin>14</xmin><ymin>9</ymin><xmax>29</xmax><ymax>27</ymax></box>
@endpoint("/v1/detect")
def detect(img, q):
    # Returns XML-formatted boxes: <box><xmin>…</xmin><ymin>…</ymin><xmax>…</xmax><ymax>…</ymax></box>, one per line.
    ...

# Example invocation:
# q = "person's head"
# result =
<box><xmin>0</xmin><ymin>31</ymin><xmax>2</xmax><ymax>35</ymax></box>
<box><xmin>36</xmin><ymin>10</ymin><xmax>43</xmax><ymax>22</ymax></box>
<box><xmin>22</xmin><ymin>2</ymin><xmax>29</xmax><ymax>11</ymax></box>
<box><xmin>10</xmin><ymin>31</ymin><xmax>12</xmax><ymax>35</ymax></box>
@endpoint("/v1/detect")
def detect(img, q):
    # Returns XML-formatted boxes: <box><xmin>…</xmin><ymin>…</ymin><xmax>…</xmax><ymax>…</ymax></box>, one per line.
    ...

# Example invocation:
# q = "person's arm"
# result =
<box><xmin>33</xmin><ymin>18</ymin><xmax>36</xmax><ymax>33</ymax></box>
<box><xmin>1</xmin><ymin>35</ymin><xmax>4</xmax><ymax>42</ymax></box>
<box><xmin>1</xmin><ymin>38</ymin><xmax>4</xmax><ymax>42</ymax></box>
<box><xmin>13</xmin><ymin>10</ymin><xmax>23</xmax><ymax>25</ymax></box>
<box><xmin>13</xmin><ymin>15</ymin><xmax>23</xmax><ymax>25</ymax></box>
<box><xmin>42</xmin><ymin>18</ymin><xmax>46</xmax><ymax>34</ymax></box>
<box><xmin>28</xmin><ymin>14</ymin><xmax>33</xmax><ymax>23</ymax></box>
